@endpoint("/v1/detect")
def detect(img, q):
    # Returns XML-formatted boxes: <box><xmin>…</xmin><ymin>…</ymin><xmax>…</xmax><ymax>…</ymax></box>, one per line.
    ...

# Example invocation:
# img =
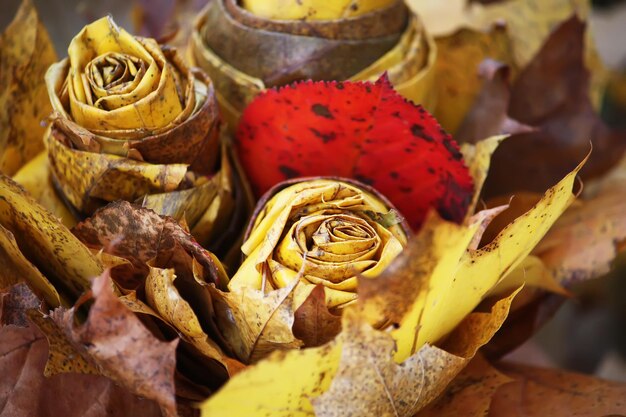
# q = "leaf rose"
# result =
<box><xmin>189</xmin><ymin>0</ymin><xmax>435</xmax><ymax>125</ymax></box>
<box><xmin>43</xmin><ymin>17</ymin><xmax>251</xmax><ymax>260</ymax></box>
<box><xmin>231</xmin><ymin>178</ymin><xmax>410</xmax><ymax>310</ymax></box>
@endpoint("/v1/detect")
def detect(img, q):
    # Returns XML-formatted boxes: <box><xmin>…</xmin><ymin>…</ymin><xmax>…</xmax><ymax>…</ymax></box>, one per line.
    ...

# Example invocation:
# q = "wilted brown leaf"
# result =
<box><xmin>37</xmin><ymin>272</ymin><xmax>179</xmax><ymax>417</ymax></box>
<box><xmin>489</xmin><ymin>362</ymin><xmax>626</xmax><ymax>416</ymax></box>
<box><xmin>292</xmin><ymin>285</ymin><xmax>342</xmax><ymax>348</ymax></box>
<box><xmin>0</xmin><ymin>283</ymin><xmax>41</xmax><ymax>327</ymax></box>
<box><xmin>415</xmin><ymin>354</ymin><xmax>512</xmax><ymax>417</ymax></box>
<box><xmin>0</xmin><ymin>0</ymin><xmax>57</xmax><ymax>175</ymax></box>
<box><xmin>72</xmin><ymin>201</ymin><xmax>228</xmax><ymax>290</ymax></box>
<box><xmin>476</xmin><ymin>17</ymin><xmax>625</xmax><ymax>197</ymax></box>
<box><xmin>533</xmin><ymin>187</ymin><xmax>626</xmax><ymax>287</ymax></box>
<box><xmin>0</xmin><ymin>320</ymin><xmax>162</xmax><ymax>417</ymax></box>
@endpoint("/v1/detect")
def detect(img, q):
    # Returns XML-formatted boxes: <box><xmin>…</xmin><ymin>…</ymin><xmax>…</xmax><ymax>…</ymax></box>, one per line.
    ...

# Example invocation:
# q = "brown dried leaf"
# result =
<box><xmin>0</xmin><ymin>0</ymin><xmax>57</xmax><ymax>175</ymax></box>
<box><xmin>489</xmin><ymin>362</ymin><xmax>626</xmax><ymax>416</ymax></box>
<box><xmin>0</xmin><ymin>283</ymin><xmax>41</xmax><ymax>327</ymax></box>
<box><xmin>292</xmin><ymin>285</ymin><xmax>342</xmax><ymax>348</ymax></box>
<box><xmin>40</xmin><ymin>272</ymin><xmax>179</xmax><ymax>417</ymax></box>
<box><xmin>72</xmin><ymin>201</ymin><xmax>228</xmax><ymax>290</ymax></box>
<box><xmin>533</xmin><ymin>188</ymin><xmax>626</xmax><ymax>287</ymax></box>
<box><xmin>456</xmin><ymin>59</ymin><xmax>534</xmax><ymax>143</ymax></box>
<box><xmin>0</xmin><ymin>321</ymin><xmax>162</xmax><ymax>417</ymax></box>
<box><xmin>415</xmin><ymin>354</ymin><xmax>512</xmax><ymax>417</ymax></box>
<box><xmin>480</xmin><ymin>17</ymin><xmax>626</xmax><ymax>197</ymax></box>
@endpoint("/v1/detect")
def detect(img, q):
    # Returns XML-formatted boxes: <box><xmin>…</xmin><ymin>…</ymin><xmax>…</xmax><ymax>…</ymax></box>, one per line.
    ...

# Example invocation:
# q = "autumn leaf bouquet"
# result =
<box><xmin>1</xmin><ymin>0</ymin><xmax>626</xmax><ymax>417</ymax></box>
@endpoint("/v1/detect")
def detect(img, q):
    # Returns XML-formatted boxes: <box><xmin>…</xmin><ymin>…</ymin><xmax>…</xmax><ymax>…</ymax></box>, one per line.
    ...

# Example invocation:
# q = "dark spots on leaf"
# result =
<box><xmin>399</xmin><ymin>186</ymin><xmax>412</xmax><ymax>193</ymax></box>
<box><xmin>391</xmin><ymin>111</ymin><xmax>401</xmax><ymax>118</ymax></box>
<box><xmin>427</xmin><ymin>167</ymin><xmax>435</xmax><ymax>174</ymax></box>
<box><xmin>279</xmin><ymin>165</ymin><xmax>300</xmax><ymax>179</ymax></box>
<box><xmin>309</xmin><ymin>128</ymin><xmax>336</xmax><ymax>143</ymax></box>
<box><xmin>311</xmin><ymin>104</ymin><xmax>334</xmax><ymax>119</ymax></box>
<box><xmin>335</xmin><ymin>82</ymin><xmax>344</xmax><ymax>90</ymax></box>
<box><xmin>410</xmin><ymin>124</ymin><xmax>434</xmax><ymax>143</ymax></box>
<box><xmin>443</xmin><ymin>139</ymin><xmax>463</xmax><ymax>160</ymax></box>
<box><xmin>390</xmin><ymin>171</ymin><xmax>399</xmax><ymax>179</ymax></box>
<box><xmin>351</xmin><ymin>116</ymin><xmax>366</xmax><ymax>122</ymax></box>
<box><xmin>354</xmin><ymin>174</ymin><xmax>374</xmax><ymax>186</ymax></box>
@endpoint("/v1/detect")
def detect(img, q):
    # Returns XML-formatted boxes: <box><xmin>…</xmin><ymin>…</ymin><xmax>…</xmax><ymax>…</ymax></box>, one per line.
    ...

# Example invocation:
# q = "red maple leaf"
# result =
<box><xmin>236</xmin><ymin>75</ymin><xmax>474</xmax><ymax>229</ymax></box>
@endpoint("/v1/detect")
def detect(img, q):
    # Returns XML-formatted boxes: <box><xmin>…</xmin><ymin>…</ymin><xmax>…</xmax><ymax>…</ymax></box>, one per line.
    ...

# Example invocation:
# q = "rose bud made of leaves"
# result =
<box><xmin>189</xmin><ymin>0</ymin><xmax>435</xmax><ymax>125</ymax></box>
<box><xmin>231</xmin><ymin>178</ymin><xmax>410</xmax><ymax>309</ymax></box>
<box><xmin>236</xmin><ymin>76</ymin><xmax>474</xmax><ymax>230</ymax></box>
<box><xmin>43</xmin><ymin>16</ymin><xmax>252</xmax><ymax>261</ymax></box>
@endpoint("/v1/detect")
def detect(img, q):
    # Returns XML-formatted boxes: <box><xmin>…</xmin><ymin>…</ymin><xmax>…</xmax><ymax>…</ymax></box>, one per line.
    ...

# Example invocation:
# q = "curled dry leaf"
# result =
<box><xmin>72</xmin><ymin>200</ymin><xmax>244</xmax><ymax>383</ymax></box>
<box><xmin>42</xmin><ymin>16</ymin><xmax>251</xmax><ymax>259</ymax></box>
<box><xmin>32</xmin><ymin>272</ymin><xmax>179</xmax><ymax>417</ymax></box>
<box><xmin>0</xmin><ymin>174</ymin><xmax>102</xmax><ymax>307</ymax></box>
<box><xmin>466</xmin><ymin>17</ymin><xmax>625</xmax><ymax>197</ymax></box>
<box><xmin>0</xmin><ymin>310</ymin><xmax>162</xmax><ymax>417</ymax></box>
<box><xmin>0</xmin><ymin>0</ymin><xmax>57</xmax><ymax>176</ymax></box>
<box><xmin>236</xmin><ymin>77</ymin><xmax>474</xmax><ymax>229</ymax></box>
<box><xmin>189</xmin><ymin>0</ymin><xmax>436</xmax><ymax>124</ymax></box>
<box><xmin>489</xmin><ymin>362</ymin><xmax>626</xmax><ymax>416</ymax></box>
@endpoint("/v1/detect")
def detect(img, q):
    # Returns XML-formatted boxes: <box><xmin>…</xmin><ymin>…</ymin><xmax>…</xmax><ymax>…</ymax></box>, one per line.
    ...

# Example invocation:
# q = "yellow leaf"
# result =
<box><xmin>12</xmin><ymin>151</ymin><xmax>76</xmax><ymax>228</ymax></box>
<box><xmin>0</xmin><ymin>224</ymin><xmax>62</xmax><ymax>307</ymax></box>
<box><xmin>0</xmin><ymin>0</ymin><xmax>57</xmax><ymax>175</ymax></box>
<box><xmin>390</xmin><ymin>157</ymin><xmax>586</xmax><ymax>360</ymax></box>
<box><xmin>0</xmin><ymin>174</ymin><xmax>103</xmax><ymax>302</ymax></box>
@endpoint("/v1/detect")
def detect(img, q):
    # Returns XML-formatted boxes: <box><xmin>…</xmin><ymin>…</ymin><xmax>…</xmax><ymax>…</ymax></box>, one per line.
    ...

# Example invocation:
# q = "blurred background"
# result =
<box><xmin>2</xmin><ymin>0</ymin><xmax>626</xmax><ymax>382</ymax></box>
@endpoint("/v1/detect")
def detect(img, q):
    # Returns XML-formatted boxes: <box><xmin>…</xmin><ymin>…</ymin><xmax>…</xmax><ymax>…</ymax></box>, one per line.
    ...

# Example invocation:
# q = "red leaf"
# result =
<box><xmin>236</xmin><ymin>75</ymin><xmax>474</xmax><ymax>229</ymax></box>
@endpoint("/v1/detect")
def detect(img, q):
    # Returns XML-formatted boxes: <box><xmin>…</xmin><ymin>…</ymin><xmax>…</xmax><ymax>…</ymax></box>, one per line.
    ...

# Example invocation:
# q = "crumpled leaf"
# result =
<box><xmin>0</xmin><ymin>316</ymin><xmax>162</xmax><ymax>417</ymax></box>
<box><xmin>488</xmin><ymin>362</ymin><xmax>626</xmax><ymax>416</ymax></box>
<box><xmin>72</xmin><ymin>200</ymin><xmax>244</xmax><ymax>384</ymax></box>
<box><xmin>465</xmin><ymin>17</ymin><xmax>625</xmax><ymax>197</ymax></box>
<box><xmin>0</xmin><ymin>0</ymin><xmax>57</xmax><ymax>175</ymax></box>
<box><xmin>34</xmin><ymin>272</ymin><xmax>179</xmax><ymax>417</ymax></box>
<box><xmin>0</xmin><ymin>174</ymin><xmax>102</xmax><ymax>306</ymax></box>
<box><xmin>236</xmin><ymin>77</ymin><xmax>474</xmax><ymax>229</ymax></box>
<box><xmin>189</xmin><ymin>0</ymin><xmax>436</xmax><ymax>126</ymax></box>
<box><xmin>415</xmin><ymin>354</ymin><xmax>513</xmax><ymax>417</ymax></box>
<box><xmin>72</xmin><ymin>200</ymin><xmax>228</xmax><ymax>290</ymax></box>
